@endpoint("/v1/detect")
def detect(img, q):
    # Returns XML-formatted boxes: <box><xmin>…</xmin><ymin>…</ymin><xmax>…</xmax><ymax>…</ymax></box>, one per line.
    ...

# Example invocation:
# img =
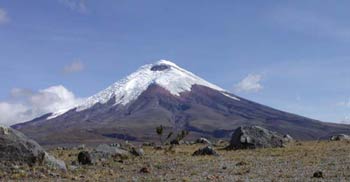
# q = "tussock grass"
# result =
<box><xmin>1</xmin><ymin>141</ymin><xmax>350</xmax><ymax>181</ymax></box>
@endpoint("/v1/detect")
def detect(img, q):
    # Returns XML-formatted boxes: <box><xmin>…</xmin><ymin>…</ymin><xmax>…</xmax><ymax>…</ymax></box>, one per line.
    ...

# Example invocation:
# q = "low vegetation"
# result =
<box><xmin>1</xmin><ymin>140</ymin><xmax>350</xmax><ymax>181</ymax></box>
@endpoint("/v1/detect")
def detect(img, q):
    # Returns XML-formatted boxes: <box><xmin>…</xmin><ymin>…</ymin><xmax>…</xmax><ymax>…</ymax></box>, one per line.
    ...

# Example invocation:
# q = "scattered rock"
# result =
<box><xmin>214</xmin><ymin>140</ymin><xmax>228</xmax><ymax>146</ymax></box>
<box><xmin>78</xmin><ymin>151</ymin><xmax>92</xmax><ymax>165</ymax></box>
<box><xmin>71</xmin><ymin>161</ymin><xmax>78</xmax><ymax>166</ymax></box>
<box><xmin>130</xmin><ymin>147</ymin><xmax>144</xmax><ymax>157</ymax></box>
<box><xmin>89</xmin><ymin>144</ymin><xmax>131</xmax><ymax>162</ymax></box>
<box><xmin>283</xmin><ymin>134</ymin><xmax>294</xmax><ymax>143</ymax></box>
<box><xmin>236</xmin><ymin>161</ymin><xmax>248</xmax><ymax>166</ymax></box>
<box><xmin>77</xmin><ymin>144</ymin><xmax>86</xmax><ymax>150</ymax></box>
<box><xmin>0</xmin><ymin>125</ymin><xmax>66</xmax><ymax>171</ymax></box>
<box><xmin>48</xmin><ymin>172</ymin><xmax>60</xmax><ymax>178</ymax></box>
<box><xmin>154</xmin><ymin>145</ymin><xmax>164</xmax><ymax>150</ymax></box>
<box><xmin>192</xmin><ymin>146</ymin><xmax>219</xmax><ymax>156</ymax></box>
<box><xmin>124</xmin><ymin>141</ymin><xmax>135</xmax><ymax>149</ymax></box>
<box><xmin>142</xmin><ymin>142</ymin><xmax>155</xmax><ymax>147</ymax></box>
<box><xmin>140</xmin><ymin>167</ymin><xmax>150</xmax><ymax>173</ymax></box>
<box><xmin>0</xmin><ymin>125</ymin><xmax>9</xmax><ymax>135</ymax></box>
<box><xmin>183</xmin><ymin>141</ymin><xmax>195</xmax><ymax>145</ymax></box>
<box><xmin>109</xmin><ymin>143</ymin><xmax>121</xmax><ymax>148</ymax></box>
<box><xmin>170</xmin><ymin>139</ymin><xmax>184</xmax><ymax>145</ymax></box>
<box><xmin>195</xmin><ymin>137</ymin><xmax>212</xmax><ymax>145</ymax></box>
<box><xmin>227</xmin><ymin>126</ymin><xmax>285</xmax><ymax>150</ymax></box>
<box><xmin>70</xmin><ymin>165</ymin><xmax>78</xmax><ymax>170</ymax></box>
<box><xmin>330</xmin><ymin>134</ymin><xmax>350</xmax><ymax>141</ymax></box>
<box><xmin>71</xmin><ymin>176</ymin><xmax>79</xmax><ymax>181</ymax></box>
<box><xmin>56</xmin><ymin>147</ymin><xmax>63</xmax><ymax>150</ymax></box>
<box><xmin>44</xmin><ymin>153</ymin><xmax>67</xmax><ymax>171</ymax></box>
<box><xmin>95</xmin><ymin>144</ymin><xmax>130</xmax><ymax>158</ymax></box>
<box><xmin>313</xmin><ymin>171</ymin><xmax>324</xmax><ymax>178</ymax></box>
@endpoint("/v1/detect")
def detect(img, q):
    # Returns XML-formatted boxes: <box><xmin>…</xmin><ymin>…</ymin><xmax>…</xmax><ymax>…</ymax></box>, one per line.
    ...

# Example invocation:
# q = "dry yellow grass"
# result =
<box><xmin>1</xmin><ymin>140</ymin><xmax>350</xmax><ymax>181</ymax></box>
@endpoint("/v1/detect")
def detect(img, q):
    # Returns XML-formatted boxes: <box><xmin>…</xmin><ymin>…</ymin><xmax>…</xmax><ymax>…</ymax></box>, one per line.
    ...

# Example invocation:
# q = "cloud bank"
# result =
<box><xmin>234</xmin><ymin>74</ymin><xmax>263</xmax><ymax>93</ymax></box>
<box><xmin>0</xmin><ymin>85</ymin><xmax>82</xmax><ymax>126</ymax></box>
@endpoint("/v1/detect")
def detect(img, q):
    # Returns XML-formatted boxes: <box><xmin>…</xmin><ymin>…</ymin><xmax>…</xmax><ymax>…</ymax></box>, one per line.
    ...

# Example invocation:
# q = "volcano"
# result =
<box><xmin>12</xmin><ymin>60</ymin><xmax>350</xmax><ymax>145</ymax></box>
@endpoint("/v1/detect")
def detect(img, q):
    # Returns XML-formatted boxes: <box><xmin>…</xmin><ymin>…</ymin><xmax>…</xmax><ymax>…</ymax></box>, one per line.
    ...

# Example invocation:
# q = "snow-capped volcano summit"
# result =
<box><xmin>50</xmin><ymin>59</ymin><xmax>238</xmax><ymax>119</ymax></box>
<box><xmin>76</xmin><ymin>60</ymin><xmax>237</xmax><ymax>111</ymax></box>
<box><xmin>13</xmin><ymin>60</ymin><xmax>350</xmax><ymax>145</ymax></box>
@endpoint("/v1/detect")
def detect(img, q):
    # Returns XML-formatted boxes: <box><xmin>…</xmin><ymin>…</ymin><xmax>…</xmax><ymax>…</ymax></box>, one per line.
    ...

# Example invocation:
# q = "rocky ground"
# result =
<box><xmin>1</xmin><ymin>140</ymin><xmax>350</xmax><ymax>182</ymax></box>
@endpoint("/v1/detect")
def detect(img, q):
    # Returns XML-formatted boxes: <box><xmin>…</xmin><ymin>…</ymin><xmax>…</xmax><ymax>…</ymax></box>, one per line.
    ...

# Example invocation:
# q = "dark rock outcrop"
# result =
<box><xmin>78</xmin><ymin>151</ymin><xmax>92</xmax><ymax>165</ymax></box>
<box><xmin>227</xmin><ymin>126</ymin><xmax>285</xmax><ymax>150</ymax></box>
<box><xmin>151</xmin><ymin>64</ymin><xmax>170</xmax><ymax>71</ymax></box>
<box><xmin>313</xmin><ymin>171</ymin><xmax>324</xmax><ymax>178</ymax></box>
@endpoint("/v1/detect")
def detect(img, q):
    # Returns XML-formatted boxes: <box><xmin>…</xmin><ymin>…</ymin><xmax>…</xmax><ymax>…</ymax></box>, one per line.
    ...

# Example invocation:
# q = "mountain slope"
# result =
<box><xmin>12</xmin><ymin>60</ymin><xmax>350</xmax><ymax>145</ymax></box>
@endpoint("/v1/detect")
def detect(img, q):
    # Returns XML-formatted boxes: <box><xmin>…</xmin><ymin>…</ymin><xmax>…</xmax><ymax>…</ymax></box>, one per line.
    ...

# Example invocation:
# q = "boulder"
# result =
<box><xmin>78</xmin><ymin>151</ymin><xmax>92</xmax><ymax>165</ymax></box>
<box><xmin>94</xmin><ymin>144</ymin><xmax>130</xmax><ymax>159</ymax></box>
<box><xmin>77</xmin><ymin>144</ymin><xmax>86</xmax><ymax>150</ymax></box>
<box><xmin>330</xmin><ymin>134</ymin><xmax>350</xmax><ymax>141</ymax></box>
<box><xmin>142</xmin><ymin>142</ymin><xmax>155</xmax><ymax>147</ymax></box>
<box><xmin>170</xmin><ymin>139</ymin><xmax>184</xmax><ymax>145</ymax></box>
<box><xmin>283</xmin><ymin>134</ymin><xmax>294</xmax><ymax>143</ymax></box>
<box><xmin>110</xmin><ymin>143</ymin><xmax>121</xmax><ymax>148</ymax></box>
<box><xmin>192</xmin><ymin>146</ymin><xmax>219</xmax><ymax>156</ymax></box>
<box><xmin>44</xmin><ymin>153</ymin><xmax>67</xmax><ymax>170</ymax></box>
<box><xmin>313</xmin><ymin>171</ymin><xmax>324</xmax><ymax>178</ymax></box>
<box><xmin>0</xmin><ymin>125</ymin><xmax>66</xmax><ymax>171</ymax></box>
<box><xmin>195</xmin><ymin>137</ymin><xmax>212</xmax><ymax>145</ymax></box>
<box><xmin>214</xmin><ymin>139</ymin><xmax>229</xmax><ymax>147</ymax></box>
<box><xmin>227</xmin><ymin>126</ymin><xmax>284</xmax><ymax>150</ymax></box>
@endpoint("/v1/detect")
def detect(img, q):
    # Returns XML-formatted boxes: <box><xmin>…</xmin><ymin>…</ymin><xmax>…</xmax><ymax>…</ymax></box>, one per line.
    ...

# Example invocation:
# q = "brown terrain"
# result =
<box><xmin>2</xmin><ymin>140</ymin><xmax>350</xmax><ymax>181</ymax></box>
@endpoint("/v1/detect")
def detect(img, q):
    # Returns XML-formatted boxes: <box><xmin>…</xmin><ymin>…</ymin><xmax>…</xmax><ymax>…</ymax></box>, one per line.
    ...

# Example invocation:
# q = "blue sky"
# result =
<box><xmin>0</xmin><ymin>0</ymin><xmax>350</xmax><ymax>125</ymax></box>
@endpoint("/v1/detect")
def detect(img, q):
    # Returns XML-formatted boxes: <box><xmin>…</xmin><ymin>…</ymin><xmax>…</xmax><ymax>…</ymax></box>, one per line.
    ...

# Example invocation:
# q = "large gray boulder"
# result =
<box><xmin>227</xmin><ymin>126</ymin><xmax>285</xmax><ymax>150</ymax></box>
<box><xmin>93</xmin><ymin>144</ymin><xmax>130</xmax><ymax>160</ymax></box>
<box><xmin>77</xmin><ymin>144</ymin><xmax>132</xmax><ymax>165</ymax></box>
<box><xmin>0</xmin><ymin>125</ymin><xmax>66</xmax><ymax>171</ymax></box>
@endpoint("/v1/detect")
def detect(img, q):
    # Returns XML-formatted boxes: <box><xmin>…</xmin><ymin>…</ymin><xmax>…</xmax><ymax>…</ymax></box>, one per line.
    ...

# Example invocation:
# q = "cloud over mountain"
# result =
<box><xmin>0</xmin><ymin>85</ymin><xmax>82</xmax><ymax>125</ymax></box>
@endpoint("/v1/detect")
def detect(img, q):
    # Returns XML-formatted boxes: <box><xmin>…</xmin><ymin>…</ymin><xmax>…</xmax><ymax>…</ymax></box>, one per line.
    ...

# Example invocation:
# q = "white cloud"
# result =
<box><xmin>58</xmin><ymin>0</ymin><xmax>88</xmax><ymax>14</ymax></box>
<box><xmin>0</xmin><ymin>8</ymin><xmax>10</xmax><ymax>24</ymax></box>
<box><xmin>0</xmin><ymin>85</ymin><xmax>82</xmax><ymax>126</ymax></box>
<box><xmin>234</xmin><ymin>74</ymin><xmax>263</xmax><ymax>93</ymax></box>
<box><xmin>63</xmin><ymin>60</ymin><xmax>84</xmax><ymax>73</ymax></box>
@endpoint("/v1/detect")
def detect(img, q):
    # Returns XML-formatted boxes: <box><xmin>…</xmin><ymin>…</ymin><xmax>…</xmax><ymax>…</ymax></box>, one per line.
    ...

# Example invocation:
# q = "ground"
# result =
<box><xmin>1</xmin><ymin>140</ymin><xmax>350</xmax><ymax>181</ymax></box>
